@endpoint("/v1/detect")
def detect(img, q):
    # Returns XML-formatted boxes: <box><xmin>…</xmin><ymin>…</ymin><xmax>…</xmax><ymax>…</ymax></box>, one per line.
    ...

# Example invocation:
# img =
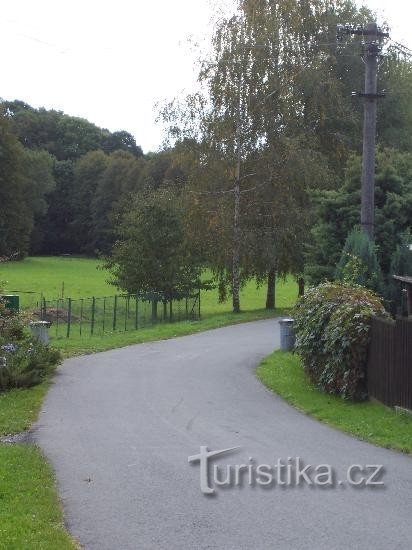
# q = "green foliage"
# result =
<box><xmin>0</xmin><ymin>338</ymin><xmax>60</xmax><ymax>391</ymax></box>
<box><xmin>387</xmin><ymin>233</ymin><xmax>412</xmax><ymax>313</ymax></box>
<box><xmin>0</xmin><ymin>301</ymin><xmax>61</xmax><ymax>391</ymax></box>
<box><xmin>306</xmin><ymin>149</ymin><xmax>412</xmax><ymax>284</ymax></box>
<box><xmin>106</xmin><ymin>189</ymin><xmax>203</xmax><ymax>298</ymax></box>
<box><xmin>293</xmin><ymin>282</ymin><xmax>388</xmax><ymax>400</ymax></box>
<box><xmin>335</xmin><ymin>229</ymin><xmax>385</xmax><ymax>295</ymax></box>
<box><xmin>0</xmin><ymin>111</ymin><xmax>55</xmax><ymax>257</ymax></box>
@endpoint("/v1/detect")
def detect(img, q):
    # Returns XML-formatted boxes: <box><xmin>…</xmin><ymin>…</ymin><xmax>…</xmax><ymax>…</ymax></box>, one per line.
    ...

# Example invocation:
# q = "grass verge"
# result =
<box><xmin>0</xmin><ymin>444</ymin><xmax>77</xmax><ymax>548</ymax></box>
<box><xmin>257</xmin><ymin>350</ymin><xmax>412</xmax><ymax>454</ymax></box>
<box><xmin>0</xmin><ymin>381</ymin><xmax>51</xmax><ymax>437</ymax></box>
<box><xmin>0</xmin><ymin>380</ymin><xmax>77</xmax><ymax>548</ymax></box>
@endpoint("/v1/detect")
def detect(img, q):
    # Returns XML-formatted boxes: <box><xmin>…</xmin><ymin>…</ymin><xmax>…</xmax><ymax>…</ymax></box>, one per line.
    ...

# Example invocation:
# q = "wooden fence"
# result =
<box><xmin>367</xmin><ymin>317</ymin><xmax>412</xmax><ymax>410</ymax></box>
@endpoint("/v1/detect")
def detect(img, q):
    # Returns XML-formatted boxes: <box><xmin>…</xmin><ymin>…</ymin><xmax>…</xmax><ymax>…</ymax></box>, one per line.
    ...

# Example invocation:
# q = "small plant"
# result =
<box><xmin>293</xmin><ymin>282</ymin><xmax>388</xmax><ymax>400</ymax></box>
<box><xmin>0</xmin><ymin>298</ymin><xmax>61</xmax><ymax>391</ymax></box>
<box><xmin>0</xmin><ymin>339</ymin><xmax>61</xmax><ymax>390</ymax></box>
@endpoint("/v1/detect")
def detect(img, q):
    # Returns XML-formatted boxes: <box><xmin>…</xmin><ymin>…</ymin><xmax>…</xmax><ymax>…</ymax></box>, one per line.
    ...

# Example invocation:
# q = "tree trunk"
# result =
<box><xmin>232</xmin><ymin>176</ymin><xmax>241</xmax><ymax>313</ymax></box>
<box><xmin>232</xmin><ymin>82</ymin><xmax>242</xmax><ymax>314</ymax></box>
<box><xmin>298</xmin><ymin>277</ymin><xmax>305</xmax><ymax>297</ymax></box>
<box><xmin>266</xmin><ymin>267</ymin><xmax>276</xmax><ymax>309</ymax></box>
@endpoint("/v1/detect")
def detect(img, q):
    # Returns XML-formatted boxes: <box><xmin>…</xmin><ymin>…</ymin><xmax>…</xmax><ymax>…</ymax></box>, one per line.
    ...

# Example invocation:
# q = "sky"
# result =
<box><xmin>1</xmin><ymin>0</ymin><xmax>411</xmax><ymax>153</ymax></box>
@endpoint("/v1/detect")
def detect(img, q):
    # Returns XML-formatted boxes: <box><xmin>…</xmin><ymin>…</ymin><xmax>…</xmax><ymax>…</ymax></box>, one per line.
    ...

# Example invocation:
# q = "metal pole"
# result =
<box><xmin>113</xmin><ymin>295</ymin><xmax>118</xmax><ymax>331</ymax></box>
<box><xmin>91</xmin><ymin>297</ymin><xmax>96</xmax><ymax>336</ymax></box>
<box><xmin>102</xmin><ymin>297</ymin><xmax>106</xmax><ymax>333</ymax></box>
<box><xmin>361</xmin><ymin>23</ymin><xmax>379</xmax><ymax>240</ymax></box>
<box><xmin>66</xmin><ymin>298</ymin><xmax>72</xmax><ymax>338</ymax></box>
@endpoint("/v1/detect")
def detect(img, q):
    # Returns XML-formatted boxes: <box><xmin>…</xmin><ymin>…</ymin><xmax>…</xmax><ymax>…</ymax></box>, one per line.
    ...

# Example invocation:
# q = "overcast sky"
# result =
<box><xmin>1</xmin><ymin>0</ymin><xmax>410</xmax><ymax>153</ymax></box>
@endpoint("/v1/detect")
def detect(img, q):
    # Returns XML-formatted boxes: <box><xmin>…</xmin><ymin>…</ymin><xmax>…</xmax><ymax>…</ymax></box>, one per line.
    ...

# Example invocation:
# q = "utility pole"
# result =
<box><xmin>337</xmin><ymin>23</ymin><xmax>389</xmax><ymax>240</ymax></box>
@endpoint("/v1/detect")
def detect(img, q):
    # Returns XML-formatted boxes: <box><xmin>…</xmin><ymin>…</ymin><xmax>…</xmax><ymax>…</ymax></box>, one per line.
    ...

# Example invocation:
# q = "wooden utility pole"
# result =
<box><xmin>337</xmin><ymin>23</ymin><xmax>389</xmax><ymax>240</ymax></box>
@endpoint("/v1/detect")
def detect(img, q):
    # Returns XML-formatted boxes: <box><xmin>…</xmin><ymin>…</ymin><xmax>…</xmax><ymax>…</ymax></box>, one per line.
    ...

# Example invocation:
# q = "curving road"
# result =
<box><xmin>35</xmin><ymin>319</ymin><xmax>412</xmax><ymax>549</ymax></box>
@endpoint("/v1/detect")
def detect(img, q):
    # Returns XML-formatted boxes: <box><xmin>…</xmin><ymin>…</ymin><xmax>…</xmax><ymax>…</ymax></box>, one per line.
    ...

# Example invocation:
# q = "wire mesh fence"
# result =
<box><xmin>39</xmin><ymin>292</ymin><xmax>201</xmax><ymax>338</ymax></box>
<box><xmin>2</xmin><ymin>290</ymin><xmax>200</xmax><ymax>339</ymax></box>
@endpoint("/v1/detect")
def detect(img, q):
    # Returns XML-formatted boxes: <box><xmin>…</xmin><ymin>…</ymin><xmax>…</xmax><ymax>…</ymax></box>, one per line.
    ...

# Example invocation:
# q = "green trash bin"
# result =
<box><xmin>0</xmin><ymin>295</ymin><xmax>20</xmax><ymax>312</ymax></box>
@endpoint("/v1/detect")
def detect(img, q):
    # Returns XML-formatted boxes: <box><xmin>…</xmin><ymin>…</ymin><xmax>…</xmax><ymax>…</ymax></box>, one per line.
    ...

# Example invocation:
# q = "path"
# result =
<box><xmin>35</xmin><ymin>320</ymin><xmax>412</xmax><ymax>549</ymax></box>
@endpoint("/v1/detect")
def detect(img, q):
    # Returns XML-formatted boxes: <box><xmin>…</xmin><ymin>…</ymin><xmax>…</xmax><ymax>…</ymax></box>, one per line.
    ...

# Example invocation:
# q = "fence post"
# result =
<box><xmin>113</xmin><ymin>295</ymin><xmax>118</xmax><ymax>331</ymax></box>
<box><xmin>80</xmin><ymin>299</ymin><xmax>83</xmax><ymax>336</ymax></box>
<box><xmin>198</xmin><ymin>289</ymin><xmax>201</xmax><ymax>319</ymax></box>
<box><xmin>66</xmin><ymin>298</ymin><xmax>72</xmax><ymax>338</ymax></box>
<box><xmin>42</xmin><ymin>297</ymin><xmax>47</xmax><ymax>321</ymax></box>
<box><xmin>56</xmin><ymin>299</ymin><xmax>60</xmax><ymax>337</ymax></box>
<box><xmin>102</xmin><ymin>297</ymin><xmax>106</xmax><ymax>333</ymax></box>
<box><xmin>91</xmin><ymin>297</ymin><xmax>96</xmax><ymax>336</ymax></box>
<box><xmin>124</xmin><ymin>296</ymin><xmax>128</xmax><ymax>331</ymax></box>
<box><xmin>135</xmin><ymin>294</ymin><xmax>138</xmax><ymax>330</ymax></box>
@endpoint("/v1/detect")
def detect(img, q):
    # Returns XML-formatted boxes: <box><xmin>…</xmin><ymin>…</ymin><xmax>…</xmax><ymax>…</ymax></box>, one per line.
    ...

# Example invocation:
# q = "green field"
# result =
<box><xmin>1</xmin><ymin>256</ymin><xmax>297</xmax><ymax>354</ymax></box>
<box><xmin>1</xmin><ymin>255</ymin><xmax>298</xmax><ymax>312</ymax></box>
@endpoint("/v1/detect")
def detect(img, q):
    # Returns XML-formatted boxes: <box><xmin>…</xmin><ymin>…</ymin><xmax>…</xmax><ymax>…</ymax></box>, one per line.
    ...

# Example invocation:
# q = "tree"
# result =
<box><xmin>70</xmin><ymin>150</ymin><xmax>109</xmax><ymax>253</ymax></box>
<box><xmin>335</xmin><ymin>228</ymin><xmax>385</xmax><ymax>295</ymax></box>
<box><xmin>106</xmin><ymin>189</ymin><xmax>202</xmax><ymax>317</ymax></box>
<box><xmin>0</xmin><ymin>110</ymin><xmax>55</xmax><ymax>257</ymax></box>
<box><xmin>37</xmin><ymin>160</ymin><xmax>75</xmax><ymax>254</ymax></box>
<box><xmin>102</xmin><ymin>130</ymin><xmax>143</xmax><ymax>157</ymax></box>
<box><xmin>91</xmin><ymin>151</ymin><xmax>142</xmax><ymax>254</ymax></box>
<box><xmin>305</xmin><ymin>149</ymin><xmax>412</xmax><ymax>283</ymax></box>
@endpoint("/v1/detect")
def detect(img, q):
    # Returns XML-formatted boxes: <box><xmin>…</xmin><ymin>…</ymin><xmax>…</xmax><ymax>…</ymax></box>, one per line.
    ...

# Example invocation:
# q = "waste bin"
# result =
<box><xmin>279</xmin><ymin>318</ymin><xmax>295</xmax><ymax>351</ymax></box>
<box><xmin>29</xmin><ymin>321</ymin><xmax>51</xmax><ymax>345</ymax></box>
<box><xmin>0</xmin><ymin>294</ymin><xmax>19</xmax><ymax>312</ymax></box>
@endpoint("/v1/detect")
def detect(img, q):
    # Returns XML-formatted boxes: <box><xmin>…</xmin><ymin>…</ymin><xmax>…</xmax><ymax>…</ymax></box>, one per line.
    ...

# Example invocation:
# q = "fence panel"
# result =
<box><xmin>40</xmin><ymin>291</ymin><xmax>200</xmax><ymax>339</ymax></box>
<box><xmin>368</xmin><ymin>317</ymin><xmax>412</xmax><ymax>410</ymax></box>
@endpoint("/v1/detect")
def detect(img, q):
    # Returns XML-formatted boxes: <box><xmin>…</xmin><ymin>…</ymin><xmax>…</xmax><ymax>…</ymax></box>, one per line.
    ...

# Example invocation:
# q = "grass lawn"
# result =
<box><xmin>0</xmin><ymin>383</ymin><xmax>51</xmax><ymax>437</ymax></box>
<box><xmin>1</xmin><ymin>255</ymin><xmax>297</xmax><ymax>309</ymax></box>
<box><xmin>0</xmin><ymin>379</ymin><xmax>77</xmax><ymax>548</ymax></box>
<box><xmin>0</xmin><ymin>445</ymin><xmax>77</xmax><ymax>549</ymax></box>
<box><xmin>257</xmin><ymin>351</ymin><xmax>412</xmax><ymax>454</ymax></box>
<box><xmin>1</xmin><ymin>256</ymin><xmax>297</xmax><ymax>355</ymax></box>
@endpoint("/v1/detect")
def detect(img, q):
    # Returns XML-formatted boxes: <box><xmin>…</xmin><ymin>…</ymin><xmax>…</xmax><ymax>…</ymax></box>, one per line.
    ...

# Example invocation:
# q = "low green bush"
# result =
<box><xmin>0</xmin><ymin>300</ymin><xmax>61</xmax><ymax>391</ymax></box>
<box><xmin>293</xmin><ymin>282</ymin><xmax>388</xmax><ymax>400</ymax></box>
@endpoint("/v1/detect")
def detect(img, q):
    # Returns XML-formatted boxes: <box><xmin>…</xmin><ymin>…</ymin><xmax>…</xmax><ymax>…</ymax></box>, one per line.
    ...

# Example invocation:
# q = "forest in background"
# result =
<box><xmin>1</xmin><ymin>0</ymin><xmax>412</xmax><ymax>311</ymax></box>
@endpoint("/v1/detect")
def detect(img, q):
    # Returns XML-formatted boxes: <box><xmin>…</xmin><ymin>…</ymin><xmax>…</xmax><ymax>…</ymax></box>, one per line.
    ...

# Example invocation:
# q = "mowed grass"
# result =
<box><xmin>257</xmin><ymin>351</ymin><xmax>412</xmax><ymax>454</ymax></box>
<box><xmin>0</xmin><ymin>445</ymin><xmax>77</xmax><ymax>549</ymax></box>
<box><xmin>1</xmin><ymin>256</ymin><xmax>112</xmax><ymax>298</ymax></box>
<box><xmin>0</xmin><ymin>382</ymin><xmax>51</xmax><ymax>436</ymax></box>
<box><xmin>1</xmin><ymin>255</ymin><xmax>297</xmax><ymax>311</ymax></box>
<box><xmin>1</xmin><ymin>256</ymin><xmax>298</xmax><ymax>355</ymax></box>
<box><xmin>0</xmin><ymin>380</ymin><xmax>77</xmax><ymax>548</ymax></box>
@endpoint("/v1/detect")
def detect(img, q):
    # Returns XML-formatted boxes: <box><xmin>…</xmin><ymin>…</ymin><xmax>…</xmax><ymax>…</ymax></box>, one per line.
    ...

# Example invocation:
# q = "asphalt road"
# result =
<box><xmin>35</xmin><ymin>319</ymin><xmax>412</xmax><ymax>550</ymax></box>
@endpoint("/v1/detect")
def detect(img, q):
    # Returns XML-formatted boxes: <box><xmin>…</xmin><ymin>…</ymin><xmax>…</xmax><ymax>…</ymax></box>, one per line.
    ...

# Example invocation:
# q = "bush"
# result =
<box><xmin>0</xmin><ymin>299</ymin><xmax>61</xmax><ymax>391</ymax></box>
<box><xmin>293</xmin><ymin>282</ymin><xmax>388</xmax><ymax>400</ymax></box>
<box><xmin>335</xmin><ymin>229</ymin><xmax>385</xmax><ymax>296</ymax></box>
<box><xmin>0</xmin><ymin>339</ymin><xmax>61</xmax><ymax>390</ymax></box>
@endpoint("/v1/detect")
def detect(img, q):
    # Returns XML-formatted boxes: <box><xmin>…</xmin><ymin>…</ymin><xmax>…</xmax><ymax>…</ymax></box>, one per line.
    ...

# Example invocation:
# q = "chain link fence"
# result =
<box><xmin>4</xmin><ymin>290</ymin><xmax>201</xmax><ymax>338</ymax></box>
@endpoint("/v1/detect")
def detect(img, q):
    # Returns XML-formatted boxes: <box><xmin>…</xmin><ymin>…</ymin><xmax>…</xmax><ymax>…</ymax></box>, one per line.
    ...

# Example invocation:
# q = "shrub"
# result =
<box><xmin>0</xmin><ymin>338</ymin><xmax>61</xmax><ymax>390</ymax></box>
<box><xmin>335</xmin><ymin>229</ymin><xmax>385</xmax><ymax>296</ymax></box>
<box><xmin>293</xmin><ymin>282</ymin><xmax>388</xmax><ymax>400</ymax></box>
<box><xmin>0</xmin><ymin>299</ymin><xmax>61</xmax><ymax>391</ymax></box>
